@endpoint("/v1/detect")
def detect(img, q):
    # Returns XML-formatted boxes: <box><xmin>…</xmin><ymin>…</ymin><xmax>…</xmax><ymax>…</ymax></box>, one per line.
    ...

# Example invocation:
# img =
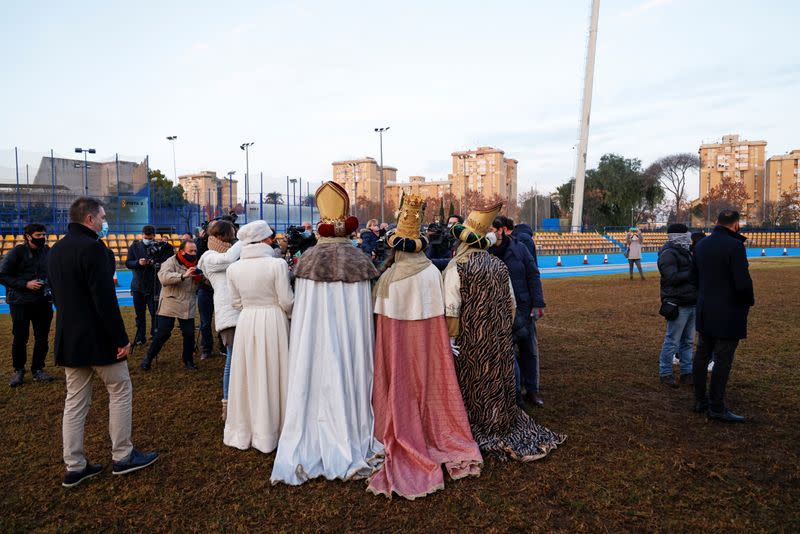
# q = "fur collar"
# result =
<box><xmin>240</xmin><ymin>243</ymin><xmax>275</xmax><ymax>260</ymax></box>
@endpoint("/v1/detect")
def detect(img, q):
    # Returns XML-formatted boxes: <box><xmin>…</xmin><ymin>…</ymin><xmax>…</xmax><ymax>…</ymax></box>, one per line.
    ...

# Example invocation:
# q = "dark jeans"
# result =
<box><xmin>196</xmin><ymin>286</ymin><xmax>214</xmax><ymax>355</ymax></box>
<box><xmin>513</xmin><ymin>307</ymin><xmax>540</xmax><ymax>394</ymax></box>
<box><xmin>131</xmin><ymin>290</ymin><xmax>157</xmax><ymax>342</ymax></box>
<box><xmin>629</xmin><ymin>259</ymin><xmax>644</xmax><ymax>278</ymax></box>
<box><xmin>693</xmin><ymin>333</ymin><xmax>739</xmax><ymax>412</ymax></box>
<box><xmin>146</xmin><ymin>315</ymin><xmax>196</xmax><ymax>364</ymax></box>
<box><xmin>10</xmin><ymin>301</ymin><xmax>53</xmax><ymax>371</ymax></box>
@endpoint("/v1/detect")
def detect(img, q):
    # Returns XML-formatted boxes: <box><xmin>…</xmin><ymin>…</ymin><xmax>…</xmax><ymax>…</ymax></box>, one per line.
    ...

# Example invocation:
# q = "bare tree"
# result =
<box><xmin>645</xmin><ymin>153</ymin><xmax>699</xmax><ymax>221</ymax></box>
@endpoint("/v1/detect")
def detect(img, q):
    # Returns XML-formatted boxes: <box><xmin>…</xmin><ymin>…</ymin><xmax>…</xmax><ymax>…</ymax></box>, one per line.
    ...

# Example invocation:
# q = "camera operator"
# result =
<box><xmin>425</xmin><ymin>222</ymin><xmax>452</xmax><ymax>271</ymax></box>
<box><xmin>140</xmin><ymin>239</ymin><xmax>202</xmax><ymax>372</ymax></box>
<box><xmin>125</xmin><ymin>225</ymin><xmax>174</xmax><ymax>346</ymax></box>
<box><xmin>0</xmin><ymin>223</ymin><xmax>55</xmax><ymax>387</ymax></box>
<box><xmin>285</xmin><ymin>225</ymin><xmax>316</xmax><ymax>268</ymax></box>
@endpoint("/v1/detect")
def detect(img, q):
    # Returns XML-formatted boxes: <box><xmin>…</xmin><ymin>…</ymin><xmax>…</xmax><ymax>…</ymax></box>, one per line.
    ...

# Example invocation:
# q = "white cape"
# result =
<box><xmin>270</xmin><ymin>278</ymin><xmax>384</xmax><ymax>485</ymax></box>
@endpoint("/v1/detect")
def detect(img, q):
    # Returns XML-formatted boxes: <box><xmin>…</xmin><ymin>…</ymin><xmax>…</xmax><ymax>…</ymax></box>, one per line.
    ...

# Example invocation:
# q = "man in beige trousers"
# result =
<box><xmin>48</xmin><ymin>197</ymin><xmax>158</xmax><ymax>488</ymax></box>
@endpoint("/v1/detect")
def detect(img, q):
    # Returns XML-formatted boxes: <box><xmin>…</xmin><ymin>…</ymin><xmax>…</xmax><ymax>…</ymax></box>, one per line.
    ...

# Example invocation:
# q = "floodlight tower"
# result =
<box><xmin>570</xmin><ymin>0</ymin><xmax>600</xmax><ymax>233</ymax></box>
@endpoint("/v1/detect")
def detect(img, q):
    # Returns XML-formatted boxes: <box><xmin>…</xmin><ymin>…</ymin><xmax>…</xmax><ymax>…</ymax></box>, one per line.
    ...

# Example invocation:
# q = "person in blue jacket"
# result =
<box><xmin>489</xmin><ymin>215</ymin><xmax>546</xmax><ymax>408</ymax></box>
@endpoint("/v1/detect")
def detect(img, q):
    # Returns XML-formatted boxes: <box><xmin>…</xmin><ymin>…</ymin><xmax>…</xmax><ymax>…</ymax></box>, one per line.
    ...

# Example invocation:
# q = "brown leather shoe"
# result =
<box><xmin>660</xmin><ymin>375</ymin><xmax>679</xmax><ymax>388</ymax></box>
<box><xmin>679</xmin><ymin>373</ymin><xmax>694</xmax><ymax>386</ymax></box>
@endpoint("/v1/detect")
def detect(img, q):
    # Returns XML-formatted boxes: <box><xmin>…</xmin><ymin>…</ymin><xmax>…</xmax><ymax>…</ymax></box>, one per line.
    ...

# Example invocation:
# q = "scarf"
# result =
<box><xmin>668</xmin><ymin>232</ymin><xmax>692</xmax><ymax>251</ymax></box>
<box><xmin>177</xmin><ymin>251</ymin><xmax>202</xmax><ymax>283</ymax></box>
<box><xmin>374</xmin><ymin>251</ymin><xmax>432</xmax><ymax>300</ymax></box>
<box><xmin>207</xmin><ymin>235</ymin><xmax>232</xmax><ymax>254</ymax></box>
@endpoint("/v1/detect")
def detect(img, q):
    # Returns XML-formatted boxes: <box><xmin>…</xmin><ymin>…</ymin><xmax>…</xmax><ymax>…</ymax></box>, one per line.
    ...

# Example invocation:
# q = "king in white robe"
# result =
<box><xmin>270</xmin><ymin>237</ymin><xmax>383</xmax><ymax>485</ymax></box>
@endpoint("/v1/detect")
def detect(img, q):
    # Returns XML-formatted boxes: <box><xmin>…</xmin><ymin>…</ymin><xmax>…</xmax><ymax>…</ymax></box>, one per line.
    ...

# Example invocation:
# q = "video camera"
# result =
<box><xmin>426</xmin><ymin>222</ymin><xmax>446</xmax><ymax>246</ymax></box>
<box><xmin>144</xmin><ymin>240</ymin><xmax>173</xmax><ymax>266</ymax></box>
<box><xmin>285</xmin><ymin>225</ymin><xmax>316</xmax><ymax>257</ymax></box>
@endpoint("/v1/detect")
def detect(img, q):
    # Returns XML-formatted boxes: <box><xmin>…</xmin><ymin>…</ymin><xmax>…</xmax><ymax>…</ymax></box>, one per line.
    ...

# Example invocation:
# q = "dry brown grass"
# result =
<box><xmin>2</xmin><ymin>260</ymin><xmax>799</xmax><ymax>533</ymax></box>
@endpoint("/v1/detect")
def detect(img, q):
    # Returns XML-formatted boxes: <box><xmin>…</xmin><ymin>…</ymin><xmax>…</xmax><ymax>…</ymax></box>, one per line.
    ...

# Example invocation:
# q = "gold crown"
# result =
<box><xmin>464</xmin><ymin>203</ymin><xmax>503</xmax><ymax>237</ymax></box>
<box><xmin>316</xmin><ymin>181</ymin><xmax>350</xmax><ymax>224</ymax></box>
<box><xmin>395</xmin><ymin>194</ymin><xmax>425</xmax><ymax>239</ymax></box>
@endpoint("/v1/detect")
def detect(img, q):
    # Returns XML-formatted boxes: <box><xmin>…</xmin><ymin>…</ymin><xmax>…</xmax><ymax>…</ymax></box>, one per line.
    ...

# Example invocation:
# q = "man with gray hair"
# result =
<box><xmin>48</xmin><ymin>197</ymin><xmax>158</xmax><ymax>488</ymax></box>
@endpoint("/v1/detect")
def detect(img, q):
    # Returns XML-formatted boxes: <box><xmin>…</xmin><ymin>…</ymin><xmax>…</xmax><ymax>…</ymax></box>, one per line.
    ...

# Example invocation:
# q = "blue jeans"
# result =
<box><xmin>222</xmin><ymin>344</ymin><xmax>233</xmax><ymax>401</ymax></box>
<box><xmin>658</xmin><ymin>305</ymin><xmax>695</xmax><ymax>377</ymax></box>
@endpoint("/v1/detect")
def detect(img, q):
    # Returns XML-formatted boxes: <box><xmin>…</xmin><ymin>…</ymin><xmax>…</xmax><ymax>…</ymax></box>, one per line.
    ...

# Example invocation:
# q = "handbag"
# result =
<box><xmin>658</xmin><ymin>300</ymin><xmax>679</xmax><ymax>321</ymax></box>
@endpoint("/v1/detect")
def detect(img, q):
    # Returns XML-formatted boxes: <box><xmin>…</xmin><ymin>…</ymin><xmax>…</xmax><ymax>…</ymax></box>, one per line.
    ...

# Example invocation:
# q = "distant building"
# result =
<box><xmin>331</xmin><ymin>146</ymin><xmax>519</xmax><ymax>218</ymax></box>
<box><xmin>766</xmin><ymin>148</ymin><xmax>800</xmax><ymax>199</ymax></box>
<box><xmin>698</xmin><ymin>134</ymin><xmax>767</xmax><ymax>215</ymax></box>
<box><xmin>449</xmin><ymin>146</ymin><xmax>518</xmax><ymax>206</ymax></box>
<box><xmin>32</xmin><ymin>156</ymin><xmax>148</xmax><ymax>197</ymax></box>
<box><xmin>385</xmin><ymin>176</ymin><xmax>451</xmax><ymax>204</ymax></box>
<box><xmin>178</xmin><ymin>171</ymin><xmax>238</xmax><ymax>215</ymax></box>
<box><xmin>331</xmin><ymin>157</ymin><xmax>397</xmax><ymax>209</ymax></box>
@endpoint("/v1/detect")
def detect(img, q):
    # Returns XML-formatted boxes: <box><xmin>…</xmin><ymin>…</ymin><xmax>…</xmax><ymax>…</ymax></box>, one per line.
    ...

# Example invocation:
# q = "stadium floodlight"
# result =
<box><xmin>239</xmin><ymin>143</ymin><xmax>254</xmax><ymax>223</ymax></box>
<box><xmin>373</xmin><ymin>127</ymin><xmax>390</xmax><ymax>222</ymax></box>
<box><xmin>74</xmin><ymin>146</ymin><xmax>96</xmax><ymax>194</ymax></box>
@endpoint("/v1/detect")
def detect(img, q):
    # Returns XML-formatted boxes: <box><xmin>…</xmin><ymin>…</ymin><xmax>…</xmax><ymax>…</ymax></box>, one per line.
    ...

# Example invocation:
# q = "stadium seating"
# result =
<box><xmin>606</xmin><ymin>232</ymin><xmax>669</xmax><ymax>253</ymax></box>
<box><xmin>528</xmin><ymin>232</ymin><xmax>618</xmax><ymax>256</ymax></box>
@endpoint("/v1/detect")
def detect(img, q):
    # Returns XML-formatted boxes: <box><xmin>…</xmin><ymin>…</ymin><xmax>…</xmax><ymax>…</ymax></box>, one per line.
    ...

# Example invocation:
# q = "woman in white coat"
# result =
<box><xmin>224</xmin><ymin>221</ymin><xmax>294</xmax><ymax>454</ymax></box>
<box><xmin>196</xmin><ymin>220</ymin><xmax>242</xmax><ymax>420</ymax></box>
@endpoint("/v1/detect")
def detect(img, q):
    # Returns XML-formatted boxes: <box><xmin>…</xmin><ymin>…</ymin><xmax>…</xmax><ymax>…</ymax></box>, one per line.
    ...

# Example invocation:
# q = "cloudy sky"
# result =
<box><xmin>2</xmin><ymin>0</ymin><xmax>798</xmax><ymax>201</ymax></box>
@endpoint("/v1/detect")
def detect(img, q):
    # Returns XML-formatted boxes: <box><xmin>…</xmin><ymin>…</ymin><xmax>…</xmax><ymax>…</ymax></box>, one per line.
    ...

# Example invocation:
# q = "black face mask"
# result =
<box><xmin>182</xmin><ymin>254</ymin><xmax>197</xmax><ymax>263</ymax></box>
<box><xmin>30</xmin><ymin>237</ymin><xmax>46</xmax><ymax>248</ymax></box>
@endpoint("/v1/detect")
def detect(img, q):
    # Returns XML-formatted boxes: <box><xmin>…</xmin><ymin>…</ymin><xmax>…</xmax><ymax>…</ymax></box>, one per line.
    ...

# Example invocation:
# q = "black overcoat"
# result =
<box><xmin>692</xmin><ymin>225</ymin><xmax>754</xmax><ymax>339</ymax></box>
<box><xmin>48</xmin><ymin>223</ymin><xmax>129</xmax><ymax>367</ymax></box>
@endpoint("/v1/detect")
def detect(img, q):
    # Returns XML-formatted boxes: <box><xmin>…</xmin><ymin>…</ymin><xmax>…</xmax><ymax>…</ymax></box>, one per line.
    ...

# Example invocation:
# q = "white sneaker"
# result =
<box><xmin>672</xmin><ymin>356</ymin><xmax>679</xmax><ymax>366</ymax></box>
<box><xmin>707</xmin><ymin>361</ymin><xmax>715</xmax><ymax>372</ymax></box>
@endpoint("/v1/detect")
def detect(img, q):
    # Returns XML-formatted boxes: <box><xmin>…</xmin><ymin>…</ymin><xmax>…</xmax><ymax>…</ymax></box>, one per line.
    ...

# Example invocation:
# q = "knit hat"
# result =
<box><xmin>236</xmin><ymin>220</ymin><xmax>273</xmax><ymax>244</ymax></box>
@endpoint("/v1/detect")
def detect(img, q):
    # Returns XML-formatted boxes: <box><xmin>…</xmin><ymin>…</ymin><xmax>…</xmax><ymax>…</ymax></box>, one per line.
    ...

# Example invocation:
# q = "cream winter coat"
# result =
<box><xmin>197</xmin><ymin>240</ymin><xmax>243</xmax><ymax>332</ymax></box>
<box><xmin>223</xmin><ymin>243</ymin><xmax>294</xmax><ymax>454</ymax></box>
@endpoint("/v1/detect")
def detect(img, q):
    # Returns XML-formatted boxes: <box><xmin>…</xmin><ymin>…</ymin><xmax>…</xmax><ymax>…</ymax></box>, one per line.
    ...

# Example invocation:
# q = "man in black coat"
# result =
<box><xmin>0</xmin><ymin>223</ymin><xmax>55</xmax><ymax>386</ymax></box>
<box><xmin>656</xmin><ymin>223</ymin><xmax>697</xmax><ymax>388</ymax></box>
<box><xmin>490</xmin><ymin>215</ymin><xmax>547</xmax><ymax>408</ymax></box>
<box><xmin>125</xmin><ymin>225</ymin><xmax>173</xmax><ymax>345</ymax></box>
<box><xmin>691</xmin><ymin>210</ymin><xmax>754</xmax><ymax>422</ymax></box>
<box><xmin>48</xmin><ymin>197</ymin><xmax>158</xmax><ymax>488</ymax></box>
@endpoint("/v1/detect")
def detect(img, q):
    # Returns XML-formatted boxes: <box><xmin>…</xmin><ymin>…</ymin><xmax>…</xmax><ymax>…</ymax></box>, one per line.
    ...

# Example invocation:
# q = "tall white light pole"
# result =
<box><xmin>166</xmin><ymin>136</ymin><xmax>178</xmax><ymax>182</ymax></box>
<box><xmin>240</xmin><ymin>142</ymin><xmax>254</xmax><ymax>223</ymax></box>
<box><xmin>570</xmin><ymin>0</ymin><xmax>601</xmax><ymax>233</ymax></box>
<box><xmin>74</xmin><ymin>147</ymin><xmax>96</xmax><ymax>195</ymax></box>
<box><xmin>374</xmin><ymin>126</ymin><xmax>389</xmax><ymax>222</ymax></box>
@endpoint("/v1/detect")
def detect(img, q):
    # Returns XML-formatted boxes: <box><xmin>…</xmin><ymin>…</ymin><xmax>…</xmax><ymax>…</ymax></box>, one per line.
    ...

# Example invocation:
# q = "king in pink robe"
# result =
<box><xmin>368</xmin><ymin>250</ymin><xmax>482</xmax><ymax>500</ymax></box>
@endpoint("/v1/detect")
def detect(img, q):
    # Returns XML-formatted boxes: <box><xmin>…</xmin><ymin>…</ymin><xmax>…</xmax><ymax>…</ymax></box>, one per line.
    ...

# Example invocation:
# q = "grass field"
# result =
<box><xmin>2</xmin><ymin>259</ymin><xmax>799</xmax><ymax>532</ymax></box>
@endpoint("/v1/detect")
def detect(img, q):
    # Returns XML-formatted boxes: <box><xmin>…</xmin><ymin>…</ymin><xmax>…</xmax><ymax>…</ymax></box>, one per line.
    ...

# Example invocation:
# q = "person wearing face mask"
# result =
<box><xmin>656</xmin><ymin>223</ymin><xmax>697</xmax><ymax>389</ymax></box>
<box><xmin>488</xmin><ymin>215</ymin><xmax>546</xmax><ymax>408</ymax></box>
<box><xmin>443</xmin><ymin>204</ymin><xmax>565</xmax><ymax>462</ymax></box>
<box><xmin>0</xmin><ymin>223</ymin><xmax>55</xmax><ymax>387</ymax></box>
<box><xmin>625</xmin><ymin>227</ymin><xmax>645</xmax><ymax>280</ymax></box>
<box><xmin>125</xmin><ymin>225</ymin><xmax>173</xmax><ymax>346</ymax></box>
<box><xmin>140</xmin><ymin>240</ymin><xmax>202</xmax><ymax>371</ymax></box>
<box><xmin>690</xmin><ymin>210</ymin><xmax>754</xmax><ymax>423</ymax></box>
<box><xmin>48</xmin><ymin>197</ymin><xmax>158</xmax><ymax>487</ymax></box>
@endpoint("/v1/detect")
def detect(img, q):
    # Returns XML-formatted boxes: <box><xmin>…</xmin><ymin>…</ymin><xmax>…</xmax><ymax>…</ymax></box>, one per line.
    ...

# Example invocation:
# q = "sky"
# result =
<box><xmin>2</xmin><ymin>0</ymin><xmax>799</xmax><ymax>202</ymax></box>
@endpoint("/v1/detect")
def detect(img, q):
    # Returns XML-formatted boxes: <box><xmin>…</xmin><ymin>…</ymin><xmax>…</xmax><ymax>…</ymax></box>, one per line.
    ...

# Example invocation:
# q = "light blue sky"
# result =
<box><xmin>2</xmin><ymin>0</ymin><xmax>798</xmax><ymax>201</ymax></box>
